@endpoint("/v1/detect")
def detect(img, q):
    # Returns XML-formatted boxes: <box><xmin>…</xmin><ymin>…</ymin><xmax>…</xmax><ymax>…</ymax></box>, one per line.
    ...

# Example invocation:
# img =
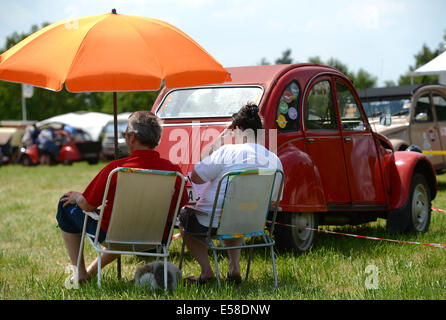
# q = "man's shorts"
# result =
<box><xmin>178</xmin><ymin>206</ymin><xmax>217</xmax><ymax>236</ymax></box>
<box><xmin>56</xmin><ymin>196</ymin><xmax>106</xmax><ymax>243</ymax></box>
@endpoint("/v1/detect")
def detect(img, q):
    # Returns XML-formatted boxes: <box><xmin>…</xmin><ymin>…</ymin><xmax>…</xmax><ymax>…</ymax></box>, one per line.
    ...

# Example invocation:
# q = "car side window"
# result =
<box><xmin>432</xmin><ymin>93</ymin><xmax>446</xmax><ymax>121</ymax></box>
<box><xmin>305</xmin><ymin>80</ymin><xmax>337</xmax><ymax>130</ymax></box>
<box><xmin>414</xmin><ymin>94</ymin><xmax>433</xmax><ymax>123</ymax></box>
<box><xmin>336</xmin><ymin>81</ymin><xmax>366</xmax><ymax>131</ymax></box>
<box><xmin>275</xmin><ymin>81</ymin><xmax>300</xmax><ymax>131</ymax></box>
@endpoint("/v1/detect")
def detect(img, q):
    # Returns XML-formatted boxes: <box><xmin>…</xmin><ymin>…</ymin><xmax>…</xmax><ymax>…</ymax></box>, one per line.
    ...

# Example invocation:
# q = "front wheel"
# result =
<box><xmin>87</xmin><ymin>157</ymin><xmax>99</xmax><ymax>165</ymax></box>
<box><xmin>406</xmin><ymin>173</ymin><xmax>431</xmax><ymax>233</ymax></box>
<box><xmin>274</xmin><ymin>212</ymin><xmax>318</xmax><ymax>253</ymax></box>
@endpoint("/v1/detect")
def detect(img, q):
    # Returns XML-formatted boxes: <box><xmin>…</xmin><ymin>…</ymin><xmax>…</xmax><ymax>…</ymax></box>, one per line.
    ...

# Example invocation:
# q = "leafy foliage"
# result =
<box><xmin>0</xmin><ymin>23</ymin><xmax>159</xmax><ymax>121</ymax></box>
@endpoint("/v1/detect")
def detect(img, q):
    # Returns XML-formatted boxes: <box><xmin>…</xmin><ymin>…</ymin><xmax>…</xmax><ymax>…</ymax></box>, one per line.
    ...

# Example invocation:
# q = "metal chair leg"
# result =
<box><xmin>270</xmin><ymin>245</ymin><xmax>278</xmax><ymax>290</ymax></box>
<box><xmin>212</xmin><ymin>249</ymin><xmax>221</xmax><ymax>288</ymax></box>
<box><xmin>97</xmin><ymin>252</ymin><xmax>102</xmax><ymax>288</ymax></box>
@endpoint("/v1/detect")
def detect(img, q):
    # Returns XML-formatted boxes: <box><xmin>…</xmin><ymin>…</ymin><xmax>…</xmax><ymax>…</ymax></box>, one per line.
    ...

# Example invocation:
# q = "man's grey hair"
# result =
<box><xmin>127</xmin><ymin>111</ymin><xmax>163</xmax><ymax>149</ymax></box>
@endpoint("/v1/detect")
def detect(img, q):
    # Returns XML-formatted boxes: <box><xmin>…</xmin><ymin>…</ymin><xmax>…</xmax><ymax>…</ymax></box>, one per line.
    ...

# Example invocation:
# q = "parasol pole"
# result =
<box><xmin>112</xmin><ymin>91</ymin><xmax>122</xmax><ymax>280</ymax></box>
<box><xmin>113</xmin><ymin>92</ymin><xmax>119</xmax><ymax>159</ymax></box>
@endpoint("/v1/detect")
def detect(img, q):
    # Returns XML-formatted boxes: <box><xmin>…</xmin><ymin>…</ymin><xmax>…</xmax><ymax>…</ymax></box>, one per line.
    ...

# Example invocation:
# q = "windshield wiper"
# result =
<box><xmin>391</xmin><ymin>110</ymin><xmax>409</xmax><ymax>116</ymax></box>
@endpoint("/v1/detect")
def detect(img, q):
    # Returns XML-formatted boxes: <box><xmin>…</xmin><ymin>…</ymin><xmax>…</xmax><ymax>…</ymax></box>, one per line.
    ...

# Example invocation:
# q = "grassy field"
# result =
<box><xmin>0</xmin><ymin>162</ymin><xmax>445</xmax><ymax>300</ymax></box>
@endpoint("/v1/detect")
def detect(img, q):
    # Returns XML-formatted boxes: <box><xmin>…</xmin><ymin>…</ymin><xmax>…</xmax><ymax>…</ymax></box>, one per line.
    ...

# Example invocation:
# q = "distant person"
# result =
<box><xmin>30</xmin><ymin>124</ymin><xmax>40</xmax><ymax>145</ymax></box>
<box><xmin>37</xmin><ymin>127</ymin><xmax>58</xmax><ymax>165</ymax></box>
<box><xmin>56</xmin><ymin>111</ymin><xmax>189</xmax><ymax>284</ymax></box>
<box><xmin>21</xmin><ymin>125</ymin><xmax>34</xmax><ymax>147</ymax></box>
<box><xmin>21</xmin><ymin>124</ymin><xmax>40</xmax><ymax>147</ymax></box>
<box><xmin>179</xmin><ymin>103</ymin><xmax>283</xmax><ymax>285</ymax></box>
<box><xmin>62</xmin><ymin>124</ymin><xmax>76</xmax><ymax>136</ymax></box>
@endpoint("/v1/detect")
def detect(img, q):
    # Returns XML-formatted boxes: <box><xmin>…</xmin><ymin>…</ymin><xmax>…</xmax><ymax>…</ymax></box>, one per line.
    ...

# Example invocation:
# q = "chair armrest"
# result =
<box><xmin>83</xmin><ymin>211</ymin><xmax>100</xmax><ymax>221</ymax></box>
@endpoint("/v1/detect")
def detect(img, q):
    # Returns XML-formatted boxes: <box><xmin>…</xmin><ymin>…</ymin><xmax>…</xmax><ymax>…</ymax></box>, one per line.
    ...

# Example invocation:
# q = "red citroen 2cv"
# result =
<box><xmin>151</xmin><ymin>64</ymin><xmax>437</xmax><ymax>252</ymax></box>
<box><xmin>19</xmin><ymin>129</ymin><xmax>101</xmax><ymax>166</ymax></box>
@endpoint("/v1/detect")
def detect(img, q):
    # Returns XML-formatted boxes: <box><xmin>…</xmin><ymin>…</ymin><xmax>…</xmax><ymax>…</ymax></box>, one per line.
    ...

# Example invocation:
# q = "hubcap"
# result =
<box><xmin>291</xmin><ymin>212</ymin><xmax>316</xmax><ymax>250</ymax></box>
<box><xmin>411</xmin><ymin>183</ymin><xmax>429</xmax><ymax>231</ymax></box>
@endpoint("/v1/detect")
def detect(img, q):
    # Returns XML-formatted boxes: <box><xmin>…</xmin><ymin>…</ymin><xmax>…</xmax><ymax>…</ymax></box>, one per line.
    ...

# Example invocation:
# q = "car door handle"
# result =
<box><xmin>307</xmin><ymin>137</ymin><xmax>315</xmax><ymax>143</ymax></box>
<box><xmin>344</xmin><ymin>136</ymin><xmax>352</xmax><ymax>142</ymax></box>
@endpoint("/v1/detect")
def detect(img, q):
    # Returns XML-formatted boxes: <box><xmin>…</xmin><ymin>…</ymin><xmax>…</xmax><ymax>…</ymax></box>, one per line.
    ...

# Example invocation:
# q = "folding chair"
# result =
<box><xmin>77</xmin><ymin>167</ymin><xmax>185</xmax><ymax>290</ymax></box>
<box><xmin>179</xmin><ymin>168</ymin><xmax>284</xmax><ymax>289</ymax></box>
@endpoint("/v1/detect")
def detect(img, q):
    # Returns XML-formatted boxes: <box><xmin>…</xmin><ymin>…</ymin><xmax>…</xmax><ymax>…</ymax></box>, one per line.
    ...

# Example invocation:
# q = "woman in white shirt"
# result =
<box><xmin>180</xmin><ymin>103</ymin><xmax>283</xmax><ymax>285</ymax></box>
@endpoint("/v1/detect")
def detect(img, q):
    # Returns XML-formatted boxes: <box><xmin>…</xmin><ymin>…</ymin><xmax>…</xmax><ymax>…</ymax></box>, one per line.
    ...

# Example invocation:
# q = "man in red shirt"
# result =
<box><xmin>57</xmin><ymin>111</ymin><xmax>188</xmax><ymax>283</ymax></box>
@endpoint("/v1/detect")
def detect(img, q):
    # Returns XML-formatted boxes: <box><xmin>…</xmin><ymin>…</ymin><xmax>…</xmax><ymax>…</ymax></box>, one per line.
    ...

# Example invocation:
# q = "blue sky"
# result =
<box><xmin>0</xmin><ymin>0</ymin><xmax>445</xmax><ymax>86</ymax></box>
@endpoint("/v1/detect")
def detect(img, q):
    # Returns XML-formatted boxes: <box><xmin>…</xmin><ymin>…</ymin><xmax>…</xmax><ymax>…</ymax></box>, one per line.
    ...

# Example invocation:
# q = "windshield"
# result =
<box><xmin>156</xmin><ymin>86</ymin><xmax>263</xmax><ymax>118</ymax></box>
<box><xmin>71</xmin><ymin>131</ymin><xmax>92</xmax><ymax>141</ymax></box>
<box><xmin>362</xmin><ymin>98</ymin><xmax>411</xmax><ymax>118</ymax></box>
<box><xmin>105</xmin><ymin>122</ymin><xmax>128</xmax><ymax>133</ymax></box>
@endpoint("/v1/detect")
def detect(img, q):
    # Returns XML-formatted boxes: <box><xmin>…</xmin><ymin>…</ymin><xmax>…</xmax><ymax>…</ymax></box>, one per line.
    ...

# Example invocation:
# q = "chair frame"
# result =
<box><xmin>179</xmin><ymin>168</ymin><xmax>284</xmax><ymax>289</ymax></box>
<box><xmin>76</xmin><ymin>167</ymin><xmax>185</xmax><ymax>289</ymax></box>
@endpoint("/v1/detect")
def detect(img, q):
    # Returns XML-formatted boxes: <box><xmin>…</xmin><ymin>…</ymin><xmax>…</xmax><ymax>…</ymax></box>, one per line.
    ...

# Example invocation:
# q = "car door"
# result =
<box><xmin>431</xmin><ymin>91</ymin><xmax>446</xmax><ymax>169</ymax></box>
<box><xmin>410</xmin><ymin>92</ymin><xmax>444</xmax><ymax>169</ymax></box>
<box><xmin>303</xmin><ymin>76</ymin><xmax>351</xmax><ymax>206</ymax></box>
<box><xmin>334</xmin><ymin>78</ymin><xmax>386</xmax><ymax>206</ymax></box>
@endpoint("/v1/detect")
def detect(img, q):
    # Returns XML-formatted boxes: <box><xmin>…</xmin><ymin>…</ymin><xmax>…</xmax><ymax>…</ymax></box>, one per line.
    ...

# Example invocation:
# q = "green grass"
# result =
<box><xmin>0</xmin><ymin>162</ymin><xmax>445</xmax><ymax>300</ymax></box>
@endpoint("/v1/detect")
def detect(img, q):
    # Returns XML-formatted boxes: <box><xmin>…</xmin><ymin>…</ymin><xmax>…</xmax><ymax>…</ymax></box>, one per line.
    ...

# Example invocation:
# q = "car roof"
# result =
<box><xmin>357</xmin><ymin>84</ymin><xmax>424</xmax><ymax>100</ymax></box>
<box><xmin>224</xmin><ymin>63</ymin><xmax>340</xmax><ymax>87</ymax></box>
<box><xmin>357</xmin><ymin>84</ymin><xmax>446</xmax><ymax>100</ymax></box>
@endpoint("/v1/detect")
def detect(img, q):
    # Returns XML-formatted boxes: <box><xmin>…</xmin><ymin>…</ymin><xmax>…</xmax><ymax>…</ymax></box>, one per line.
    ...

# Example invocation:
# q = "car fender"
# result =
<box><xmin>59</xmin><ymin>145</ymin><xmax>82</xmax><ymax>162</ymax></box>
<box><xmin>277</xmin><ymin>143</ymin><xmax>327</xmax><ymax>212</ymax></box>
<box><xmin>388</xmin><ymin>151</ymin><xmax>437</xmax><ymax>210</ymax></box>
<box><xmin>24</xmin><ymin>144</ymin><xmax>40</xmax><ymax>164</ymax></box>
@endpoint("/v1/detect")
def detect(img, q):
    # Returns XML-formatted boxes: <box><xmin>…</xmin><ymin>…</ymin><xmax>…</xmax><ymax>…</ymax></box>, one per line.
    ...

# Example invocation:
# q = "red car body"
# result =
<box><xmin>20</xmin><ymin>129</ymin><xmax>100</xmax><ymax>165</ymax></box>
<box><xmin>151</xmin><ymin>64</ymin><xmax>437</xmax><ymax>251</ymax></box>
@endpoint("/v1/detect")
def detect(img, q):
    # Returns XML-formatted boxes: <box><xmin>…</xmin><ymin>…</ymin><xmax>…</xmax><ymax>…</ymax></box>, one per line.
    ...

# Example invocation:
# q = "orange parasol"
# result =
<box><xmin>0</xmin><ymin>9</ymin><xmax>231</xmax><ymax>278</ymax></box>
<box><xmin>0</xmin><ymin>9</ymin><xmax>230</xmax><ymax>156</ymax></box>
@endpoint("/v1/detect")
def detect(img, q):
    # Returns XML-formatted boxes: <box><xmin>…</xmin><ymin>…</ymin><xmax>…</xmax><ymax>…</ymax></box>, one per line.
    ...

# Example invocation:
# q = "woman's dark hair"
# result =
<box><xmin>231</xmin><ymin>103</ymin><xmax>264</xmax><ymax>137</ymax></box>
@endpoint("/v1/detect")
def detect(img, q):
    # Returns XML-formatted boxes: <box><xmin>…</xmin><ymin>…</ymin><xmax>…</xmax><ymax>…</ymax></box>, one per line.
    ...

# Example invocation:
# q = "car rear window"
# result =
<box><xmin>362</xmin><ymin>98</ymin><xmax>411</xmax><ymax>118</ymax></box>
<box><xmin>156</xmin><ymin>86</ymin><xmax>263</xmax><ymax>118</ymax></box>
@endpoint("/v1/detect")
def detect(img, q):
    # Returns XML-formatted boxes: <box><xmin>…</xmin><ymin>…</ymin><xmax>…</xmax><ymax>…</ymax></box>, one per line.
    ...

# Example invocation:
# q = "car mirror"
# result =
<box><xmin>415</xmin><ymin>112</ymin><xmax>428</xmax><ymax>122</ymax></box>
<box><xmin>379</xmin><ymin>113</ymin><xmax>391</xmax><ymax>126</ymax></box>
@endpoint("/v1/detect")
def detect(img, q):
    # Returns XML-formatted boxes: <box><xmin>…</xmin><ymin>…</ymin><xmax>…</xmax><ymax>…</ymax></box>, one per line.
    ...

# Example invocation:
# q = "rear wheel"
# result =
<box><xmin>21</xmin><ymin>155</ymin><xmax>32</xmax><ymax>166</ymax></box>
<box><xmin>274</xmin><ymin>212</ymin><xmax>318</xmax><ymax>253</ymax></box>
<box><xmin>406</xmin><ymin>173</ymin><xmax>431</xmax><ymax>233</ymax></box>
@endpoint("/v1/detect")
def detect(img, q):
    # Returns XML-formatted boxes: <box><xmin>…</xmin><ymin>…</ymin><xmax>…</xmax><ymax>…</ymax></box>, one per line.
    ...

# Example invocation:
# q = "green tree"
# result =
<box><xmin>398</xmin><ymin>43</ymin><xmax>440</xmax><ymax>85</ymax></box>
<box><xmin>97</xmin><ymin>91</ymin><xmax>159</xmax><ymax>114</ymax></box>
<box><xmin>0</xmin><ymin>23</ymin><xmax>159</xmax><ymax>121</ymax></box>
<box><xmin>275</xmin><ymin>48</ymin><xmax>293</xmax><ymax>64</ymax></box>
<box><xmin>308</xmin><ymin>56</ymin><xmax>376</xmax><ymax>90</ymax></box>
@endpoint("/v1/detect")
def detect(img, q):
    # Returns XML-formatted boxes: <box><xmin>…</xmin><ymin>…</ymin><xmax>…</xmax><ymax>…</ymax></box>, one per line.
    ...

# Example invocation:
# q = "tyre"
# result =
<box><xmin>21</xmin><ymin>155</ymin><xmax>32</xmax><ymax>166</ymax></box>
<box><xmin>274</xmin><ymin>212</ymin><xmax>318</xmax><ymax>253</ymax></box>
<box><xmin>87</xmin><ymin>157</ymin><xmax>99</xmax><ymax>165</ymax></box>
<box><xmin>406</xmin><ymin>173</ymin><xmax>431</xmax><ymax>233</ymax></box>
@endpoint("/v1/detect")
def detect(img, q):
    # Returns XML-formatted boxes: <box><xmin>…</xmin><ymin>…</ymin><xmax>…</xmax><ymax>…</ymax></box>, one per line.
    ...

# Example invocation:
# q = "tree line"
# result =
<box><xmin>0</xmin><ymin>23</ymin><xmax>159</xmax><ymax>121</ymax></box>
<box><xmin>0</xmin><ymin>23</ymin><xmax>445</xmax><ymax>121</ymax></box>
<box><xmin>260</xmin><ymin>30</ymin><xmax>446</xmax><ymax>89</ymax></box>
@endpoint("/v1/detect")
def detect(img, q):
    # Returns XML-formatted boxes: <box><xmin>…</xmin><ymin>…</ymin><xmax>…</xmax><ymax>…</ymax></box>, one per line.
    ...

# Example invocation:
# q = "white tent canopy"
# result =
<box><xmin>412</xmin><ymin>50</ymin><xmax>446</xmax><ymax>85</ymax></box>
<box><xmin>37</xmin><ymin>111</ymin><xmax>113</xmax><ymax>141</ymax></box>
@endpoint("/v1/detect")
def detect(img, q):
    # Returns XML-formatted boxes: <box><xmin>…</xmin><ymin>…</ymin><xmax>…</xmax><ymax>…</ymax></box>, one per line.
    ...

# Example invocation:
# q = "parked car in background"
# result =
<box><xmin>151</xmin><ymin>64</ymin><xmax>437</xmax><ymax>253</ymax></box>
<box><xmin>100</xmin><ymin>112</ymin><xmax>132</xmax><ymax>160</ymax></box>
<box><xmin>0</xmin><ymin>126</ymin><xmax>26</xmax><ymax>164</ymax></box>
<box><xmin>19</xmin><ymin>128</ymin><xmax>101</xmax><ymax>165</ymax></box>
<box><xmin>358</xmin><ymin>84</ymin><xmax>446</xmax><ymax>171</ymax></box>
